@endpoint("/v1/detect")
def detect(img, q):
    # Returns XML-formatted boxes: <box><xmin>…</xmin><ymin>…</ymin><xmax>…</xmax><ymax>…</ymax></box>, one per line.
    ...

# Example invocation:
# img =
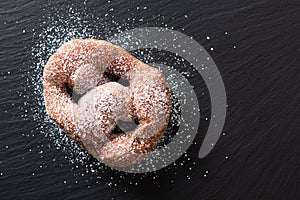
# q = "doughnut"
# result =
<box><xmin>43</xmin><ymin>39</ymin><xmax>172</xmax><ymax>167</ymax></box>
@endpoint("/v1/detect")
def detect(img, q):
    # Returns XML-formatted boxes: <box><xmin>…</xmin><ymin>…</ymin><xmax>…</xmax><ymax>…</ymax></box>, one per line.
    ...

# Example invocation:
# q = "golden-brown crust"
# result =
<box><xmin>43</xmin><ymin>39</ymin><xmax>172</xmax><ymax>167</ymax></box>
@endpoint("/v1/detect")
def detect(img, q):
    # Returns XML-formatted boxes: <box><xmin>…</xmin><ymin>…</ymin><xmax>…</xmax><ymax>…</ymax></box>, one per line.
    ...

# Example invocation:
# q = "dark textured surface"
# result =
<box><xmin>0</xmin><ymin>0</ymin><xmax>299</xmax><ymax>199</ymax></box>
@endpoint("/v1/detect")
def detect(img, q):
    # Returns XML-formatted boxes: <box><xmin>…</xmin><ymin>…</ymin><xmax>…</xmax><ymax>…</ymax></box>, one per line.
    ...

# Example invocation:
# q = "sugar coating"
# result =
<box><xmin>43</xmin><ymin>39</ymin><xmax>172</xmax><ymax>167</ymax></box>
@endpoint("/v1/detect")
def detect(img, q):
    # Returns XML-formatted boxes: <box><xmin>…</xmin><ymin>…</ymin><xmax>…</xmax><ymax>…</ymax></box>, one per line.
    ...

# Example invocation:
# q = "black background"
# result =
<box><xmin>0</xmin><ymin>0</ymin><xmax>299</xmax><ymax>199</ymax></box>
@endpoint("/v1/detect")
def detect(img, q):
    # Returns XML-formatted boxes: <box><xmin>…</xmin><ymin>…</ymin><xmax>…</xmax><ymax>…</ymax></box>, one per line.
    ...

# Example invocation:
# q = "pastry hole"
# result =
<box><xmin>65</xmin><ymin>84</ymin><xmax>81</xmax><ymax>103</ymax></box>
<box><xmin>65</xmin><ymin>83</ymin><xmax>73</xmax><ymax>97</ymax></box>
<box><xmin>104</xmin><ymin>71</ymin><xmax>130</xmax><ymax>87</ymax></box>
<box><xmin>116</xmin><ymin>119</ymin><xmax>139</xmax><ymax>132</ymax></box>
<box><xmin>117</xmin><ymin>78</ymin><xmax>130</xmax><ymax>87</ymax></box>
<box><xmin>104</xmin><ymin>71</ymin><xmax>119</xmax><ymax>82</ymax></box>
<box><xmin>110</xmin><ymin>119</ymin><xmax>139</xmax><ymax>137</ymax></box>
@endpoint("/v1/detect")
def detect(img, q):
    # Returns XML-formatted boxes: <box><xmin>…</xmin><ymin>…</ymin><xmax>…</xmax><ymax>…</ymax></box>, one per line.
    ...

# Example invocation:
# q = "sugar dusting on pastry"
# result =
<box><xmin>43</xmin><ymin>39</ymin><xmax>172</xmax><ymax>167</ymax></box>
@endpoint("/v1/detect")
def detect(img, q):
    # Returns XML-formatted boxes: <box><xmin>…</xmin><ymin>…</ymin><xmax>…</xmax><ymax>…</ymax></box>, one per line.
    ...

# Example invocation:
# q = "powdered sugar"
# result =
<box><xmin>43</xmin><ymin>39</ymin><xmax>172</xmax><ymax>168</ymax></box>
